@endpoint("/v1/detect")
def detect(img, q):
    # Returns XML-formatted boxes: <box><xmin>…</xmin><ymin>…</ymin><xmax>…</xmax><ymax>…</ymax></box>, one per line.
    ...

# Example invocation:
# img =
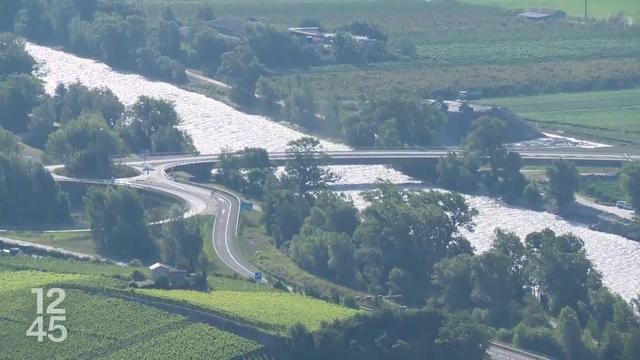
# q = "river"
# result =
<box><xmin>25</xmin><ymin>43</ymin><xmax>640</xmax><ymax>301</ymax></box>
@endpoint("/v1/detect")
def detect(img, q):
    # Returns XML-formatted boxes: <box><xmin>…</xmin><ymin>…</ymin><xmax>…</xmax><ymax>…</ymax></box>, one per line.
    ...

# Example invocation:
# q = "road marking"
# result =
<box><xmin>211</xmin><ymin>193</ymin><xmax>254</xmax><ymax>277</ymax></box>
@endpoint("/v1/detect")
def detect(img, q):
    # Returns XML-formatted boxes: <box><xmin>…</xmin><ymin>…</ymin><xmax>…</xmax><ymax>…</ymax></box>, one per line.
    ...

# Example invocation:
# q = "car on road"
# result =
<box><xmin>616</xmin><ymin>200</ymin><xmax>634</xmax><ymax>210</ymax></box>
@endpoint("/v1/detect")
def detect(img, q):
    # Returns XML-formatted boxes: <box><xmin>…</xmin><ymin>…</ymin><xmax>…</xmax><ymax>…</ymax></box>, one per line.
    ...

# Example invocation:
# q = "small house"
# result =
<box><xmin>149</xmin><ymin>262</ymin><xmax>170</xmax><ymax>282</ymax></box>
<box><xmin>149</xmin><ymin>262</ymin><xmax>189</xmax><ymax>285</ymax></box>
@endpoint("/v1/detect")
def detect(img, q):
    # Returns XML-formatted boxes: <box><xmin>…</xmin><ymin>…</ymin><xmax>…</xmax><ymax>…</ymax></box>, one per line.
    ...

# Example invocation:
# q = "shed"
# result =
<box><xmin>149</xmin><ymin>262</ymin><xmax>170</xmax><ymax>282</ymax></box>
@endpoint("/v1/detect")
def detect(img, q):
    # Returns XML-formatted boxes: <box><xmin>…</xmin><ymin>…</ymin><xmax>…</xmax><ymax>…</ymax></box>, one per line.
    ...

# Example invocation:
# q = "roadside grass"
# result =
<box><xmin>460</xmin><ymin>0</ymin><xmax>640</xmax><ymax>21</ymax></box>
<box><xmin>237</xmin><ymin>211</ymin><xmax>364</xmax><ymax>301</ymax></box>
<box><xmin>198</xmin><ymin>215</ymin><xmax>240</xmax><ymax>278</ymax></box>
<box><xmin>480</xmin><ymin>88</ymin><xmax>640</xmax><ymax>144</ymax></box>
<box><xmin>0</xmin><ymin>231</ymin><xmax>97</xmax><ymax>255</ymax></box>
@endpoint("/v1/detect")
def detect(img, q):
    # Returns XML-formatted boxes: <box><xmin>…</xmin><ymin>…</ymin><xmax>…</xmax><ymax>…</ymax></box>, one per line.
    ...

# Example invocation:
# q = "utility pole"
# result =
<box><xmin>584</xmin><ymin>0</ymin><xmax>588</xmax><ymax>19</ymax></box>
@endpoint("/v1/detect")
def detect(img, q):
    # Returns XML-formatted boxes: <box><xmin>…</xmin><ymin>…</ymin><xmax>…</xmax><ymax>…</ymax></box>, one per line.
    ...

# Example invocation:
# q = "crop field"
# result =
<box><xmin>460</xmin><ymin>0</ymin><xmax>640</xmax><ymax>21</ymax></box>
<box><xmin>144</xmin><ymin>0</ymin><xmax>640</xmax><ymax>112</ymax></box>
<box><xmin>0</xmin><ymin>270</ymin><xmax>261</xmax><ymax>359</ymax></box>
<box><xmin>102</xmin><ymin>323</ymin><xmax>261</xmax><ymax>360</ymax></box>
<box><xmin>139</xmin><ymin>288</ymin><xmax>360</xmax><ymax>332</ymax></box>
<box><xmin>480</xmin><ymin>88</ymin><xmax>640</xmax><ymax>144</ymax></box>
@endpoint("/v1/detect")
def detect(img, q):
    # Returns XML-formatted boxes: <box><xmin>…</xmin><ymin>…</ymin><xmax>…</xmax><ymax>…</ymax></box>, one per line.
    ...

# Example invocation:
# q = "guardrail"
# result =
<box><xmin>489</xmin><ymin>341</ymin><xmax>551</xmax><ymax>360</ymax></box>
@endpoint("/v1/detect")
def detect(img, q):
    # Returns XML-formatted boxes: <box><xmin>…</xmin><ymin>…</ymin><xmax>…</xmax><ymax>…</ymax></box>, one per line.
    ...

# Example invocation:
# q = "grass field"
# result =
<box><xmin>480</xmin><ymin>88</ymin><xmax>640</xmax><ymax>144</ymax></box>
<box><xmin>1</xmin><ymin>230</ymin><xmax>96</xmax><ymax>255</ymax></box>
<box><xmin>461</xmin><ymin>0</ymin><xmax>640</xmax><ymax>21</ymax></box>
<box><xmin>139</xmin><ymin>288</ymin><xmax>360</xmax><ymax>333</ymax></box>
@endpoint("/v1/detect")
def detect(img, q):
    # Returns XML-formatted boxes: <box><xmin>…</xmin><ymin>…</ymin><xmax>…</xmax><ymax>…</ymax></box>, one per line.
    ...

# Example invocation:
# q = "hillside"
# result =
<box><xmin>0</xmin><ymin>254</ymin><xmax>358</xmax><ymax>358</ymax></box>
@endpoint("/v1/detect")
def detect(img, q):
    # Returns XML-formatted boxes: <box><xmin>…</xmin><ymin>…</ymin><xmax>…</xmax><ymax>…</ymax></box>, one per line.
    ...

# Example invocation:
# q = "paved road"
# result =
<box><xmin>116</xmin><ymin>149</ymin><xmax>639</xmax><ymax>171</ymax></box>
<box><xmin>576</xmin><ymin>194</ymin><xmax>635</xmax><ymax>220</ymax></box>
<box><xmin>185</xmin><ymin>69</ymin><xmax>230</xmax><ymax>89</ymax></box>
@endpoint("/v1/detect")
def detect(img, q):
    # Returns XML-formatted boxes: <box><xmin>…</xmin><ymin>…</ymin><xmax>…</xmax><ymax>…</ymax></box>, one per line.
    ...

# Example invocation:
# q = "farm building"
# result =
<box><xmin>518</xmin><ymin>8</ymin><xmax>567</xmax><ymax>21</ymax></box>
<box><xmin>149</xmin><ymin>262</ymin><xmax>188</xmax><ymax>284</ymax></box>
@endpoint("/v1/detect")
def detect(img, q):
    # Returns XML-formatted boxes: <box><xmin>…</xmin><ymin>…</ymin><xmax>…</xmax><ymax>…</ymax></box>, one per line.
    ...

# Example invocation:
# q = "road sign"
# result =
<box><xmin>240</xmin><ymin>201</ymin><xmax>253</xmax><ymax>212</ymax></box>
<box><xmin>254</xmin><ymin>272</ymin><xmax>262</xmax><ymax>282</ymax></box>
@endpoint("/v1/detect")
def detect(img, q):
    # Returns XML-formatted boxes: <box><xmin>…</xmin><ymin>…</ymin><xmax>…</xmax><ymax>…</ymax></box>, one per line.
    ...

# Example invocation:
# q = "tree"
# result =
<box><xmin>216</xmin><ymin>46</ymin><xmax>262</xmax><ymax>104</ymax></box>
<box><xmin>84</xmin><ymin>186</ymin><xmax>156</xmax><ymax>260</ymax></box>
<box><xmin>0</xmin><ymin>127</ymin><xmax>21</xmax><ymax>154</ymax></box>
<box><xmin>355</xmin><ymin>184</ymin><xmax>476</xmax><ymax>303</ymax></box>
<box><xmin>121</xmin><ymin>96</ymin><xmax>194</xmax><ymax>153</ymax></box>
<box><xmin>0</xmin><ymin>74</ymin><xmax>44</xmax><ymax>132</ymax></box>
<box><xmin>546</xmin><ymin>159</ymin><xmax>580</xmax><ymax>210</ymax></box>
<box><xmin>525</xmin><ymin>229</ymin><xmax>602</xmax><ymax>313</ymax></box>
<box><xmin>256</xmin><ymin>76</ymin><xmax>279</xmax><ymax>112</ymax></box>
<box><xmin>157</xmin><ymin>20</ymin><xmax>182</xmax><ymax>59</ymax></box>
<box><xmin>45</xmin><ymin>113</ymin><xmax>123</xmax><ymax>178</ymax></box>
<box><xmin>284</xmin><ymin>137</ymin><xmax>338</xmax><ymax>194</ymax></box>
<box><xmin>436</xmin><ymin>152</ymin><xmax>479</xmax><ymax>193</ymax></box>
<box><xmin>557</xmin><ymin>307</ymin><xmax>587</xmax><ymax>360</ymax></box>
<box><xmin>465</xmin><ymin>116</ymin><xmax>506</xmax><ymax>157</ymax></box>
<box><xmin>192</xmin><ymin>28</ymin><xmax>231</xmax><ymax>73</ymax></box>
<box><xmin>523</xmin><ymin>181</ymin><xmax>543</xmax><ymax>208</ymax></box>
<box><xmin>263</xmin><ymin>189</ymin><xmax>309</xmax><ymax>247</ymax></box>
<box><xmin>196</xmin><ymin>2</ymin><xmax>215</xmax><ymax>21</ymax></box>
<box><xmin>620</xmin><ymin>163</ymin><xmax>640</xmax><ymax>213</ymax></box>
<box><xmin>0</xmin><ymin>154</ymin><xmax>70</xmax><ymax>226</ymax></box>
<box><xmin>161</xmin><ymin>206</ymin><xmax>204</xmax><ymax>271</ymax></box>
<box><xmin>0</xmin><ymin>33</ymin><xmax>36</xmax><ymax>76</ymax></box>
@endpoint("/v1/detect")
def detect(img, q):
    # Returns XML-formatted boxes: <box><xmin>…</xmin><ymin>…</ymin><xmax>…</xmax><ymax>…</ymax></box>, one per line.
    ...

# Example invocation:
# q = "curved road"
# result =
<box><xmin>11</xmin><ymin>149</ymin><xmax>617</xmax><ymax>359</ymax></box>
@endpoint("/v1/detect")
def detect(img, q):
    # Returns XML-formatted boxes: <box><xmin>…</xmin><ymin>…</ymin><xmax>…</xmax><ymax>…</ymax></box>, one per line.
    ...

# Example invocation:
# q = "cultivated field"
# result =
<box><xmin>0</xmin><ymin>264</ymin><xmax>263</xmax><ymax>359</ymax></box>
<box><xmin>481</xmin><ymin>88</ymin><xmax>640</xmax><ymax>144</ymax></box>
<box><xmin>139</xmin><ymin>288</ymin><xmax>360</xmax><ymax>332</ymax></box>
<box><xmin>461</xmin><ymin>0</ymin><xmax>640</xmax><ymax>21</ymax></box>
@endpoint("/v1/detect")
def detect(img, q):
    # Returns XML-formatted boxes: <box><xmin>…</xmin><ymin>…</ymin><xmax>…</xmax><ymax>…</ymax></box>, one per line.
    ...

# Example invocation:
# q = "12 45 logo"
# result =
<box><xmin>26</xmin><ymin>288</ymin><xmax>67</xmax><ymax>343</ymax></box>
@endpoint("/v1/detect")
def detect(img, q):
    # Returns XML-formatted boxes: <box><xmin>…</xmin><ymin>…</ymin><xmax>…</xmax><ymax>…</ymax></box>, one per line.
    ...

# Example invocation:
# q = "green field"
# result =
<box><xmin>480</xmin><ymin>88</ymin><xmax>640</xmax><ymax>143</ymax></box>
<box><xmin>461</xmin><ymin>0</ymin><xmax>640</xmax><ymax>21</ymax></box>
<box><xmin>139</xmin><ymin>288</ymin><xmax>360</xmax><ymax>332</ymax></box>
<box><xmin>1</xmin><ymin>231</ymin><xmax>96</xmax><ymax>255</ymax></box>
<box><xmin>0</xmin><ymin>262</ymin><xmax>264</xmax><ymax>360</ymax></box>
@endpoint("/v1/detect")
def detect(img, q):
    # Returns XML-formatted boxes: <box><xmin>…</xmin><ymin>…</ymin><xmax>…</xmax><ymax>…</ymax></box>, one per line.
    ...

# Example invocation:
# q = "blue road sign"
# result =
<box><xmin>240</xmin><ymin>201</ymin><xmax>253</xmax><ymax>212</ymax></box>
<box><xmin>254</xmin><ymin>272</ymin><xmax>262</xmax><ymax>281</ymax></box>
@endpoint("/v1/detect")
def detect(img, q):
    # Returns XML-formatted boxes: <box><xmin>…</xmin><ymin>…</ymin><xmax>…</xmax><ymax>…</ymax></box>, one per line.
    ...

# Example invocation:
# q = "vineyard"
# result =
<box><xmin>102</xmin><ymin>323</ymin><xmax>262</xmax><ymax>360</ymax></box>
<box><xmin>0</xmin><ymin>255</ymin><xmax>144</xmax><ymax>278</ymax></box>
<box><xmin>139</xmin><ymin>289</ymin><xmax>360</xmax><ymax>332</ymax></box>
<box><xmin>0</xmin><ymin>270</ymin><xmax>263</xmax><ymax>360</ymax></box>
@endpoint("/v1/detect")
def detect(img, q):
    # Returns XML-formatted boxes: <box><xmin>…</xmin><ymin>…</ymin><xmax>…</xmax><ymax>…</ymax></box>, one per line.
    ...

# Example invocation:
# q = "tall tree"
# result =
<box><xmin>284</xmin><ymin>137</ymin><xmax>338</xmax><ymax>194</ymax></box>
<box><xmin>546</xmin><ymin>159</ymin><xmax>580</xmax><ymax>210</ymax></box>
<box><xmin>45</xmin><ymin>113</ymin><xmax>123</xmax><ymax>178</ymax></box>
<box><xmin>85</xmin><ymin>186</ymin><xmax>156</xmax><ymax>260</ymax></box>
<box><xmin>620</xmin><ymin>163</ymin><xmax>640</xmax><ymax>213</ymax></box>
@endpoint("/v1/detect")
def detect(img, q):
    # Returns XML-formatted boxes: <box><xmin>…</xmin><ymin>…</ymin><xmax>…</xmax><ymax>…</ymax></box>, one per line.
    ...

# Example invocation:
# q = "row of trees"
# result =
<box><xmin>0</xmin><ymin>35</ymin><xmax>194</xmax><ymax>178</ymax></box>
<box><xmin>279</xmin><ymin>310</ymin><xmax>489</xmax><ymax>360</ymax></box>
<box><xmin>4</xmin><ymin>0</ymin><xmax>186</xmax><ymax>81</ymax></box>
